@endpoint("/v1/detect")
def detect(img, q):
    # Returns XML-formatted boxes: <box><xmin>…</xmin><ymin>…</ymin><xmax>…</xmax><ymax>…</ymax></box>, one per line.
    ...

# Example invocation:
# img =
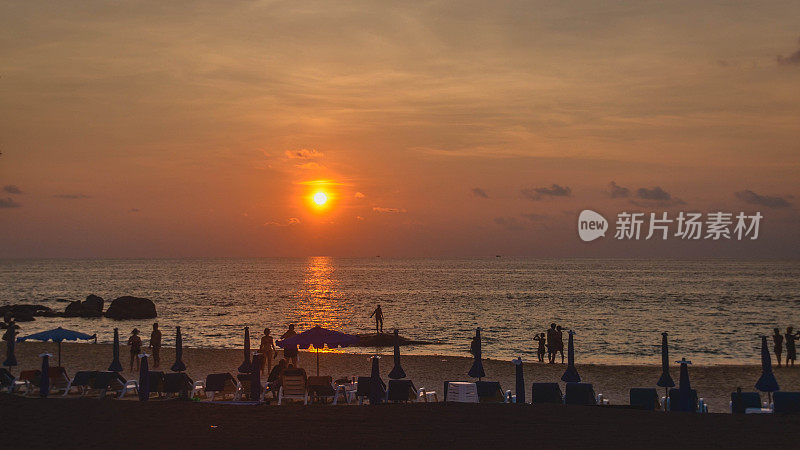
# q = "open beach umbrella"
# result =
<box><xmin>39</xmin><ymin>353</ymin><xmax>51</xmax><ymax>398</ymax></box>
<box><xmin>755</xmin><ymin>335</ymin><xmax>779</xmax><ymax>402</ymax></box>
<box><xmin>238</xmin><ymin>326</ymin><xmax>253</xmax><ymax>374</ymax></box>
<box><xmin>368</xmin><ymin>356</ymin><xmax>384</xmax><ymax>405</ymax></box>
<box><xmin>108</xmin><ymin>328</ymin><xmax>123</xmax><ymax>372</ymax></box>
<box><xmin>171</xmin><ymin>326</ymin><xmax>186</xmax><ymax>372</ymax></box>
<box><xmin>251</xmin><ymin>353</ymin><xmax>263</xmax><ymax>401</ymax></box>
<box><xmin>17</xmin><ymin>327</ymin><xmax>96</xmax><ymax>367</ymax></box>
<box><xmin>675</xmin><ymin>357</ymin><xmax>692</xmax><ymax>412</ymax></box>
<box><xmin>561</xmin><ymin>330</ymin><xmax>581</xmax><ymax>383</ymax></box>
<box><xmin>388</xmin><ymin>329</ymin><xmax>406</xmax><ymax>380</ymax></box>
<box><xmin>513</xmin><ymin>357</ymin><xmax>525</xmax><ymax>404</ymax></box>
<box><xmin>138</xmin><ymin>354</ymin><xmax>150</xmax><ymax>401</ymax></box>
<box><xmin>468</xmin><ymin>327</ymin><xmax>486</xmax><ymax>380</ymax></box>
<box><xmin>2</xmin><ymin>323</ymin><xmax>17</xmax><ymax>369</ymax></box>
<box><xmin>657</xmin><ymin>332</ymin><xmax>675</xmax><ymax>402</ymax></box>
<box><xmin>277</xmin><ymin>325</ymin><xmax>359</xmax><ymax>376</ymax></box>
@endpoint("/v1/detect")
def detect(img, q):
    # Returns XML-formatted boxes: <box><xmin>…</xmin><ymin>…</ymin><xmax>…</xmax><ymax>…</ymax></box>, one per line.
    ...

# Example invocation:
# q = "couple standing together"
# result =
<box><xmin>257</xmin><ymin>324</ymin><xmax>299</xmax><ymax>374</ymax></box>
<box><xmin>534</xmin><ymin>323</ymin><xmax>565</xmax><ymax>364</ymax></box>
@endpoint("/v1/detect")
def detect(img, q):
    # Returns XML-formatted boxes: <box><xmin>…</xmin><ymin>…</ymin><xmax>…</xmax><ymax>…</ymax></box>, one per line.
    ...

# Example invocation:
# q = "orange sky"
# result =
<box><xmin>1</xmin><ymin>1</ymin><xmax>798</xmax><ymax>257</ymax></box>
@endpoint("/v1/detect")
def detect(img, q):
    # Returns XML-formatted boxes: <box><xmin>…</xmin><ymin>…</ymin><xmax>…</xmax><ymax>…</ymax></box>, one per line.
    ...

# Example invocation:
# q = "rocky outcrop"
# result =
<box><xmin>0</xmin><ymin>304</ymin><xmax>54</xmax><ymax>322</ymax></box>
<box><xmin>63</xmin><ymin>294</ymin><xmax>104</xmax><ymax>318</ymax></box>
<box><xmin>104</xmin><ymin>296</ymin><xmax>157</xmax><ymax>320</ymax></box>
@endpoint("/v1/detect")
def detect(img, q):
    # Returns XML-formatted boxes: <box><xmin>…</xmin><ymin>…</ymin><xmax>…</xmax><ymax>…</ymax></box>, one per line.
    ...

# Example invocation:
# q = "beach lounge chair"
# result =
<box><xmin>46</xmin><ymin>367</ymin><xmax>72</xmax><ymax>395</ymax></box>
<box><xmin>773</xmin><ymin>392</ymin><xmax>800</xmax><ymax>414</ymax></box>
<box><xmin>64</xmin><ymin>370</ymin><xmax>99</xmax><ymax>396</ymax></box>
<box><xmin>0</xmin><ymin>368</ymin><xmax>16</xmax><ymax>393</ymax></box>
<box><xmin>444</xmin><ymin>381</ymin><xmax>479</xmax><ymax>403</ymax></box>
<box><xmin>729</xmin><ymin>391</ymin><xmax>762</xmax><ymax>414</ymax></box>
<box><xmin>667</xmin><ymin>388</ymin><xmax>707</xmax><ymax>412</ymax></box>
<box><xmin>355</xmin><ymin>376</ymin><xmax>387</xmax><ymax>405</ymax></box>
<box><xmin>18</xmin><ymin>369</ymin><xmax>41</xmax><ymax>396</ymax></box>
<box><xmin>278</xmin><ymin>368</ymin><xmax>308</xmax><ymax>405</ymax></box>
<box><xmin>147</xmin><ymin>371</ymin><xmax>165</xmax><ymax>398</ymax></box>
<box><xmin>531</xmin><ymin>383</ymin><xmax>563</xmax><ymax>404</ymax></box>
<box><xmin>203</xmin><ymin>373</ymin><xmax>242</xmax><ymax>401</ymax></box>
<box><xmin>386</xmin><ymin>379</ymin><xmax>438</xmax><ymax>403</ymax></box>
<box><xmin>90</xmin><ymin>371</ymin><xmax>139</xmax><ymax>399</ymax></box>
<box><xmin>565</xmin><ymin>383</ymin><xmax>608</xmax><ymax>406</ymax></box>
<box><xmin>629</xmin><ymin>388</ymin><xmax>660</xmax><ymax>411</ymax></box>
<box><xmin>308</xmin><ymin>376</ymin><xmax>345</xmax><ymax>404</ymax></box>
<box><xmin>163</xmin><ymin>372</ymin><xmax>195</xmax><ymax>398</ymax></box>
<box><xmin>235</xmin><ymin>373</ymin><xmax>269</xmax><ymax>402</ymax></box>
<box><xmin>475</xmin><ymin>381</ymin><xmax>506</xmax><ymax>403</ymax></box>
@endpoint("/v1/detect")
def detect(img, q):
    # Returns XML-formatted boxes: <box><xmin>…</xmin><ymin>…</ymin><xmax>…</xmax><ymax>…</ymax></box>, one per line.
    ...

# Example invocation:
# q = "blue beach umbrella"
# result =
<box><xmin>108</xmin><ymin>328</ymin><xmax>123</xmax><ymax>372</ymax></box>
<box><xmin>513</xmin><ymin>357</ymin><xmax>525</xmax><ymax>404</ymax></box>
<box><xmin>238</xmin><ymin>326</ymin><xmax>253</xmax><ymax>374</ymax></box>
<box><xmin>2</xmin><ymin>323</ymin><xmax>17</xmax><ymax>368</ymax></box>
<box><xmin>39</xmin><ymin>353</ymin><xmax>51</xmax><ymax>398</ymax></box>
<box><xmin>388</xmin><ymin>329</ymin><xmax>406</xmax><ymax>380</ymax></box>
<box><xmin>657</xmin><ymin>332</ymin><xmax>675</xmax><ymax>398</ymax></box>
<box><xmin>675</xmin><ymin>357</ymin><xmax>692</xmax><ymax>412</ymax></box>
<box><xmin>18</xmin><ymin>327</ymin><xmax>96</xmax><ymax>367</ymax></box>
<box><xmin>277</xmin><ymin>325</ymin><xmax>359</xmax><ymax>376</ymax></box>
<box><xmin>138</xmin><ymin>354</ymin><xmax>150</xmax><ymax>401</ymax></box>
<box><xmin>561</xmin><ymin>330</ymin><xmax>581</xmax><ymax>383</ymax></box>
<box><xmin>755</xmin><ymin>335</ymin><xmax>779</xmax><ymax>401</ymax></box>
<box><xmin>171</xmin><ymin>326</ymin><xmax>186</xmax><ymax>372</ymax></box>
<box><xmin>468</xmin><ymin>328</ymin><xmax>486</xmax><ymax>380</ymax></box>
<box><xmin>368</xmin><ymin>356</ymin><xmax>384</xmax><ymax>405</ymax></box>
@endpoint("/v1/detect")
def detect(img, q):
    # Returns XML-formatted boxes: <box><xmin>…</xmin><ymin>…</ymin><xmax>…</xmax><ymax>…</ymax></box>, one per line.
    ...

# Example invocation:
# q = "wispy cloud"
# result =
<box><xmin>53</xmin><ymin>193</ymin><xmax>90</xmax><ymax>199</ymax></box>
<box><xmin>471</xmin><ymin>187</ymin><xmax>489</xmax><ymax>198</ymax></box>
<box><xmin>373</xmin><ymin>207</ymin><xmax>406</xmax><ymax>213</ymax></box>
<box><xmin>354</xmin><ymin>192</ymin><xmax>365</xmax><ymax>199</ymax></box>
<box><xmin>521</xmin><ymin>184</ymin><xmax>571</xmax><ymax>200</ymax></box>
<box><xmin>265</xmin><ymin>217</ymin><xmax>301</xmax><ymax>227</ymax></box>
<box><xmin>608</xmin><ymin>181</ymin><xmax>629</xmax><ymax>198</ymax></box>
<box><xmin>0</xmin><ymin>197</ymin><xmax>22</xmax><ymax>208</ymax></box>
<box><xmin>735</xmin><ymin>190</ymin><xmax>792</xmax><ymax>208</ymax></box>
<box><xmin>285</xmin><ymin>149</ymin><xmax>323</xmax><ymax>159</ymax></box>
<box><xmin>493</xmin><ymin>216</ymin><xmax>523</xmax><ymax>231</ymax></box>
<box><xmin>630</xmin><ymin>186</ymin><xmax>685</xmax><ymax>207</ymax></box>
<box><xmin>777</xmin><ymin>36</ymin><xmax>800</xmax><ymax>66</ymax></box>
<box><xmin>2</xmin><ymin>185</ymin><xmax>22</xmax><ymax>195</ymax></box>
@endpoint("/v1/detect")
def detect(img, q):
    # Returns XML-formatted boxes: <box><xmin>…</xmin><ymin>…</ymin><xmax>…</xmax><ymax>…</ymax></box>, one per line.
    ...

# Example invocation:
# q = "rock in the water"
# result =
<box><xmin>104</xmin><ymin>296</ymin><xmax>157</xmax><ymax>320</ymax></box>
<box><xmin>352</xmin><ymin>332</ymin><xmax>432</xmax><ymax>347</ymax></box>
<box><xmin>0</xmin><ymin>304</ymin><xmax>54</xmax><ymax>322</ymax></box>
<box><xmin>63</xmin><ymin>294</ymin><xmax>104</xmax><ymax>318</ymax></box>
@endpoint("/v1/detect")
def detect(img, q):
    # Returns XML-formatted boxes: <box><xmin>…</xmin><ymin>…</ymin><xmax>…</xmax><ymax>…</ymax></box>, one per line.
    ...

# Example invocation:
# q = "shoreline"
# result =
<box><xmin>9</xmin><ymin>342</ymin><xmax>800</xmax><ymax>412</ymax></box>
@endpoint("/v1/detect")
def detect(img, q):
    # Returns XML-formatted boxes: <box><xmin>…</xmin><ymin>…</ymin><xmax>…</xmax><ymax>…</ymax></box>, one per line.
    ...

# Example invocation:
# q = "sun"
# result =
<box><xmin>313</xmin><ymin>192</ymin><xmax>328</xmax><ymax>206</ymax></box>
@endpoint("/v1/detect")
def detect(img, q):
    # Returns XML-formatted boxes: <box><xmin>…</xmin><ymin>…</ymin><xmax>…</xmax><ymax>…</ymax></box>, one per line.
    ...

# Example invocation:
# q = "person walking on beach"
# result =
<box><xmin>149</xmin><ymin>323</ymin><xmax>162</xmax><ymax>368</ymax></box>
<box><xmin>533</xmin><ymin>332</ymin><xmax>546</xmax><ymax>362</ymax></box>
<box><xmin>128</xmin><ymin>328</ymin><xmax>142</xmax><ymax>372</ymax></box>
<box><xmin>773</xmin><ymin>328</ymin><xmax>784</xmax><ymax>367</ymax></box>
<box><xmin>785</xmin><ymin>327</ymin><xmax>800</xmax><ymax>367</ymax></box>
<box><xmin>369</xmin><ymin>304</ymin><xmax>384</xmax><ymax>334</ymax></box>
<box><xmin>260</xmin><ymin>328</ymin><xmax>276</xmax><ymax>374</ymax></box>
<box><xmin>554</xmin><ymin>325</ymin><xmax>565</xmax><ymax>364</ymax></box>
<box><xmin>281</xmin><ymin>324</ymin><xmax>298</xmax><ymax>367</ymax></box>
<box><xmin>546</xmin><ymin>323</ymin><xmax>558</xmax><ymax>364</ymax></box>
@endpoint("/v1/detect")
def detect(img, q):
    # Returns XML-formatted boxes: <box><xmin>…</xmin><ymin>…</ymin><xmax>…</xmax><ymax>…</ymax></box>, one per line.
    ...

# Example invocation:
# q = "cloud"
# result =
<box><xmin>285</xmin><ymin>149</ymin><xmax>323</xmax><ymax>159</ymax></box>
<box><xmin>521</xmin><ymin>184</ymin><xmax>571</xmax><ymax>200</ymax></box>
<box><xmin>53</xmin><ymin>193</ymin><xmax>90</xmax><ymax>199</ymax></box>
<box><xmin>493</xmin><ymin>216</ymin><xmax>523</xmax><ymax>231</ymax></box>
<box><xmin>777</xmin><ymin>36</ymin><xmax>800</xmax><ymax>66</ymax></box>
<box><xmin>521</xmin><ymin>213</ymin><xmax>546</xmax><ymax>221</ymax></box>
<box><xmin>471</xmin><ymin>187</ymin><xmax>489</xmax><ymax>198</ymax></box>
<box><xmin>735</xmin><ymin>190</ymin><xmax>792</xmax><ymax>208</ymax></box>
<box><xmin>0</xmin><ymin>197</ymin><xmax>21</xmax><ymax>208</ymax></box>
<box><xmin>129</xmin><ymin>208</ymin><xmax>140</xmax><ymax>213</ymax></box>
<box><xmin>265</xmin><ymin>217</ymin><xmax>301</xmax><ymax>227</ymax></box>
<box><xmin>3</xmin><ymin>185</ymin><xmax>22</xmax><ymax>195</ymax></box>
<box><xmin>372</xmin><ymin>207</ymin><xmax>406</xmax><ymax>213</ymax></box>
<box><xmin>355</xmin><ymin>215</ymin><xmax>364</xmax><ymax>221</ymax></box>
<box><xmin>354</xmin><ymin>192</ymin><xmax>365</xmax><ymax>199</ymax></box>
<box><xmin>295</xmin><ymin>162</ymin><xmax>323</xmax><ymax>170</ymax></box>
<box><xmin>630</xmin><ymin>186</ymin><xmax>685</xmax><ymax>206</ymax></box>
<box><xmin>608</xmin><ymin>181</ymin><xmax>630</xmax><ymax>198</ymax></box>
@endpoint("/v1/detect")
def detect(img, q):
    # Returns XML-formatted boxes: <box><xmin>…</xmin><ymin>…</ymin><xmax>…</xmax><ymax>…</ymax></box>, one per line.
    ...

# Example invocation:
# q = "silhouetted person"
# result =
<box><xmin>149</xmin><ymin>323</ymin><xmax>162</xmax><ymax>368</ymax></box>
<box><xmin>128</xmin><ymin>328</ymin><xmax>142</xmax><ymax>372</ymax></box>
<box><xmin>533</xmin><ymin>332</ymin><xmax>546</xmax><ymax>362</ymax></box>
<box><xmin>546</xmin><ymin>323</ymin><xmax>558</xmax><ymax>364</ymax></box>
<box><xmin>260</xmin><ymin>327</ymin><xmax>276</xmax><ymax>374</ymax></box>
<box><xmin>369</xmin><ymin>304</ymin><xmax>384</xmax><ymax>334</ymax></box>
<box><xmin>555</xmin><ymin>325</ymin><xmax>565</xmax><ymax>364</ymax></box>
<box><xmin>786</xmin><ymin>327</ymin><xmax>800</xmax><ymax>367</ymax></box>
<box><xmin>773</xmin><ymin>328</ymin><xmax>784</xmax><ymax>367</ymax></box>
<box><xmin>281</xmin><ymin>324</ymin><xmax>298</xmax><ymax>367</ymax></box>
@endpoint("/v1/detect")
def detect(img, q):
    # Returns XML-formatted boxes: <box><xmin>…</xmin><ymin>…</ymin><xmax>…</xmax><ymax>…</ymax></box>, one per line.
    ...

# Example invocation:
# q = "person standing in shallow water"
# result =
<box><xmin>128</xmin><ymin>328</ymin><xmax>142</xmax><ymax>372</ymax></box>
<box><xmin>785</xmin><ymin>327</ymin><xmax>800</xmax><ymax>367</ymax></box>
<box><xmin>281</xmin><ymin>324</ymin><xmax>298</xmax><ymax>367</ymax></box>
<box><xmin>260</xmin><ymin>328</ymin><xmax>276</xmax><ymax>375</ymax></box>
<box><xmin>533</xmin><ymin>332</ymin><xmax>546</xmax><ymax>362</ymax></box>
<box><xmin>546</xmin><ymin>323</ymin><xmax>558</xmax><ymax>364</ymax></box>
<box><xmin>149</xmin><ymin>323</ymin><xmax>162</xmax><ymax>368</ymax></box>
<box><xmin>369</xmin><ymin>304</ymin><xmax>384</xmax><ymax>334</ymax></box>
<box><xmin>555</xmin><ymin>325</ymin><xmax>565</xmax><ymax>364</ymax></box>
<box><xmin>773</xmin><ymin>328</ymin><xmax>784</xmax><ymax>367</ymax></box>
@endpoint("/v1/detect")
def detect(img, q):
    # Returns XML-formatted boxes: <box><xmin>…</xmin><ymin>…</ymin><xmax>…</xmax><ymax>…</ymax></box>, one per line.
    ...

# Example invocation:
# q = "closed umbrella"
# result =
<box><xmin>657</xmin><ymin>332</ymin><xmax>675</xmax><ymax>405</ymax></box>
<box><xmin>238</xmin><ymin>326</ymin><xmax>253</xmax><ymax>374</ymax></box>
<box><xmin>108</xmin><ymin>328</ymin><xmax>123</xmax><ymax>372</ymax></box>
<box><xmin>276</xmin><ymin>325</ymin><xmax>359</xmax><ymax>376</ymax></box>
<box><xmin>39</xmin><ymin>353</ymin><xmax>51</xmax><ymax>398</ymax></box>
<box><xmin>755</xmin><ymin>335</ymin><xmax>779</xmax><ymax>404</ymax></box>
<box><xmin>561</xmin><ymin>330</ymin><xmax>581</xmax><ymax>383</ymax></box>
<box><xmin>388</xmin><ymin>329</ymin><xmax>406</xmax><ymax>380</ymax></box>
<box><xmin>513</xmin><ymin>357</ymin><xmax>525</xmax><ymax>404</ymax></box>
<box><xmin>138</xmin><ymin>353</ymin><xmax>150</xmax><ymax>401</ymax></box>
<box><xmin>468</xmin><ymin>327</ymin><xmax>486</xmax><ymax>380</ymax></box>
<box><xmin>675</xmin><ymin>357</ymin><xmax>692</xmax><ymax>412</ymax></box>
<box><xmin>2</xmin><ymin>322</ymin><xmax>17</xmax><ymax>368</ymax></box>
<box><xmin>171</xmin><ymin>326</ymin><xmax>186</xmax><ymax>372</ymax></box>
<box><xmin>17</xmin><ymin>327</ymin><xmax>96</xmax><ymax>367</ymax></box>
<box><xmin>251</xmin><ymin>353</ymin><xmax>263</xmax><ymax>401</ymax></box>
<box><xmin>368</xmin><ymin>356</ymin><xmax>384</xmax><ymax>405</ymax></box>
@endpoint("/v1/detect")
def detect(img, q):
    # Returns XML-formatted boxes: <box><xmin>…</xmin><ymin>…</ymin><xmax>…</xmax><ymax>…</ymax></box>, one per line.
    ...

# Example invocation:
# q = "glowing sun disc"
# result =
<box><xmin>313</xmin><ymin>192</ymin><xmax>328</xmax><ymax>205</ymax></box>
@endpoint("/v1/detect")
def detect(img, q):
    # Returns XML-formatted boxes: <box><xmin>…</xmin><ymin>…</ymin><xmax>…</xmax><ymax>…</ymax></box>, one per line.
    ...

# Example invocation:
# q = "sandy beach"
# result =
<box><xmin>9</xmin><ymin>341</ymin><xmax>800</xmax><ymax>413</ymax></box>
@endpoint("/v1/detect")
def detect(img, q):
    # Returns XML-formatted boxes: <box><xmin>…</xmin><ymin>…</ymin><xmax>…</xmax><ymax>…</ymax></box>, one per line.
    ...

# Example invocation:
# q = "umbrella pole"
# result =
<box><xmin>58</xmin><ymin>341</ymin><xmax>62</xmax><ymax>367</ymax></box>
<box><xmin>316</xmin><ymin>348</ymin><xmax>320</xmax><ymax>376</ymax></box>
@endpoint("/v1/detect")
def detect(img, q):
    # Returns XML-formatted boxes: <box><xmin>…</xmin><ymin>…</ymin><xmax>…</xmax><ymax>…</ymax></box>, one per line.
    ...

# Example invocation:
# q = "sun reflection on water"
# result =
<box><xmin>294</xmin><ymin>257</ymin><xmax>352</xmax><ymax>342</ymax></box>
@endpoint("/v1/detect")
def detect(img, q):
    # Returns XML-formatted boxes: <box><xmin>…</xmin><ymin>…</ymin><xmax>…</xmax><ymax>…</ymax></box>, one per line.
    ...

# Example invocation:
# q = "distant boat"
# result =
<box><xmin>495</xmin><ymin>255</ymin><xmax>501</xmax><ymax>258</ymax></box>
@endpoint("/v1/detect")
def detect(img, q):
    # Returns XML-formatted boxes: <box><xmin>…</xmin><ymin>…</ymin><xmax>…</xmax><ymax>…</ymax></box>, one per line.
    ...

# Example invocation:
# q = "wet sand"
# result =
<box><xmin>10</xmin><ymin>341</ymin><xmax>800</xmax><ymax>413</ymax></box>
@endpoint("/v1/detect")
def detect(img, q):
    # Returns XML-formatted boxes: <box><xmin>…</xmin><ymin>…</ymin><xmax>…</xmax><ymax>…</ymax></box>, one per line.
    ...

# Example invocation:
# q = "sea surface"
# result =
<box><xmin>1</xmin><ymin>258</ymin><xmax>798</xmax><ymax>365</ymax></box>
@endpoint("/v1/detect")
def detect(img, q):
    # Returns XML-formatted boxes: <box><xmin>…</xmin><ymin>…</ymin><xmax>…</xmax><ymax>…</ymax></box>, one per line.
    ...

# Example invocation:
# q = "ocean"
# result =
<box><xmin>1</xmin><ymin>257</ymin><xmax>798</xmax><ymax>365</ymax></box>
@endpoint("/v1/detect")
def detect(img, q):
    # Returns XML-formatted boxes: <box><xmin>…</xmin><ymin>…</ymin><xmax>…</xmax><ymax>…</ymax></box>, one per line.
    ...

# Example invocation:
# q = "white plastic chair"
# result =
<box><xmin>446</xmin><ymin>382</ymin><xmax>478</xmax><ymax>403</ymax></box>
